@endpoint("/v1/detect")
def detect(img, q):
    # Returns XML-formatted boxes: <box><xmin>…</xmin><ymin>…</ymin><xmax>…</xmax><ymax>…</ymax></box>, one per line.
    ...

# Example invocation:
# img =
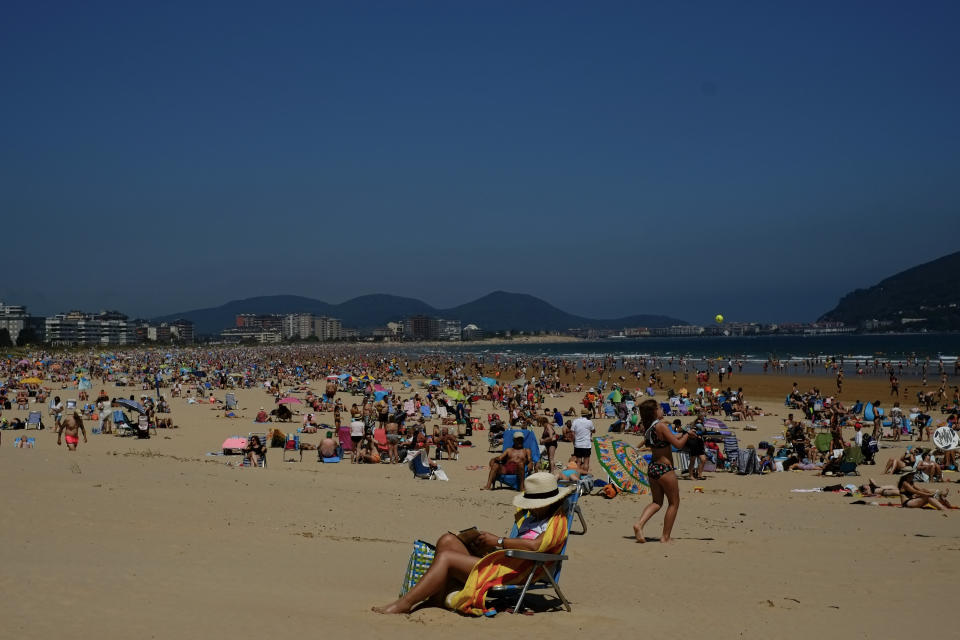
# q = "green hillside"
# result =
<box><xmin>819</xmin><ymin>251</ymin><xmax>960</xmax><ymax>330</ymax></box>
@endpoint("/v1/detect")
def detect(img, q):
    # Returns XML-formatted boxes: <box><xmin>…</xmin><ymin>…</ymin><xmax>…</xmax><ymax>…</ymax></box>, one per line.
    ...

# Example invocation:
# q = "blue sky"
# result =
<box><xmin>2</xmin><ymin>1</ymin><xmax>958</xmax><ymax>324</ymax></box>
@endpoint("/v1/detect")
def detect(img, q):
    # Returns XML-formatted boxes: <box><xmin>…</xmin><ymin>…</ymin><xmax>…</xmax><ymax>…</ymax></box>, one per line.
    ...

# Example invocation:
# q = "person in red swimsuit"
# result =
<box><xmin>57</xmin><ymin>411</ymin><xmax>87</xmax><ymax>451</ymax></box>
<box><xmin>482</xmin><ymin>432</ymin><xmax>532</xmax><ymax>491</ymax></box>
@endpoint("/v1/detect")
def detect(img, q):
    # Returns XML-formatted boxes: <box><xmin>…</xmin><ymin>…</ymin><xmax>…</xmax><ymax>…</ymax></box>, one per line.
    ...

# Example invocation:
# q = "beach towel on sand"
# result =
<box><xmin>445</xmin><ymin>510</ymin><xmax>568</xmax><ymax>616</ymax></box>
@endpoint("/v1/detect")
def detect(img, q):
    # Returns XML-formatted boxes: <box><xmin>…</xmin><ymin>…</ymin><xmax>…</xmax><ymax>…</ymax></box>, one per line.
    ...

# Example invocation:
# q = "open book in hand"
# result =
<box><xmin>451</xmin><ymin>526</ymin><xmax>481</xmax><ymax>546</ymax></box>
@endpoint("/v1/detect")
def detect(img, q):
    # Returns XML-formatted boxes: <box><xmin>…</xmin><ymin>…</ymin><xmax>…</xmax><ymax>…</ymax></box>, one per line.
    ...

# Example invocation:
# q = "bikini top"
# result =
<box><xmin>644</xmin><ymin>419</ymin><xmax>670</xmax><ymax>448</ymax></box>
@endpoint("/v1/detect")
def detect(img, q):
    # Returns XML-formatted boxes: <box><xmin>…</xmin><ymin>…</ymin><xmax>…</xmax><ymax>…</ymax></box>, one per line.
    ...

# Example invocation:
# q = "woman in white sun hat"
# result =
<box><xmin>373</xmin><ymin>472</ymin><xmax>573</xmax><ymax>614</ymax></box>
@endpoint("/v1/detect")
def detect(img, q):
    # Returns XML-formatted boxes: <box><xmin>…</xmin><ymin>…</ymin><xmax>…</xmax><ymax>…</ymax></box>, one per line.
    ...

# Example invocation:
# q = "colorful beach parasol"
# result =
<box><xmin>20</xmin><ymin>377</ymin><xmax>42</xmax><ymax>385</ymax></box>
<box><xmin>278</xmin><ymin>397</ymin><xmax>302</xmax><ymax>405</ymax></box>
<box><xmin>443</xmin><ymin>389</ymin><xmax>465</xmax><ymax>401</ymax></box>
<box><xmin>612</xmin><ymin>440</ymin><xmax>649</xmax><ymax>489</ymax></box>
<box><xmin>481</xmin><ymin>377</ymin><xmax>497</xmax><ymax>387</ymax></box>
<box><xmin>592</xmin><ymin>435</ymin><xmax>648</xmax><ymax>494</ymax></box>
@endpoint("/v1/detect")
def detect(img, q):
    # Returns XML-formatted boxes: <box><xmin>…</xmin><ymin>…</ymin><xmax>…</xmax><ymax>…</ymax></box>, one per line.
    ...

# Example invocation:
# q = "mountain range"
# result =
<box><xmin>153</xmin><ymin>291</ymin><xmax>687</xmax><ymax>336</ymax></box>
<box><xmin>819</xmin><ymin>250</ymin><xmax>960</xmax><ymax>330</ymax></box>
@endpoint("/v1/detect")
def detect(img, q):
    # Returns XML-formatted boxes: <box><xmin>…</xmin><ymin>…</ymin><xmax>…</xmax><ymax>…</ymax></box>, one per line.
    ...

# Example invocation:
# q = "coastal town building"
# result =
<box><xmin>45</xmin><ymin>310</ymin><xmax>136</xmax><ymax>345</ymax></box>
<box><xmin>170</xmin><ymin>319</ymin><xmax>194</xmax><ymax>343</ymax></box>
<box><xmin>0</xmin><ymin>301</ymin><xmax>30</xmax><ymax>343</ymax></box>
<box><xmin>235</xmin><ymin>314</ymin><xmax>284</xmax><ymax>332</ymax></box>
<box><xmin>403</xmin><ymin>315</ymin><xmax>436</xmax><ymax>341</ymax></box>
<box><xmin>220</xmin><ymin>327</ymin><xmax>283</xmax><ymax>343</ymax></box>
<box><xmin>461</xmin><ymin>324</ymin><xmax>484</xmax><ymax>340</ymax></box>
<box><xmin>283</xmin><ymin>313</ymin><xmax>315</xmax><ymax>340</ymax></box>
<box><xmin>437</xmin><ymin>319</ymin><xmax>461</xmax><ymax>341</ymax></box>
<box><xmin>314</xmin><ymin>316</ymin><xmax>343</xmax><ymax>341</ymax></box>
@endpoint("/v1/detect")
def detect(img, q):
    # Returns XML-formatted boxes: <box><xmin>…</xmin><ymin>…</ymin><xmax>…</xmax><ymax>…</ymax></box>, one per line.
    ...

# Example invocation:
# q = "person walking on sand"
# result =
<box><xmin>57</xmin><ymin>410</ymin><xmax>87</xmax><ymax>451</ymax></box>
<box><xmin>633</xmin><ymin>399</ymin><xmax>693</xmax><ymax>543</ymax></box>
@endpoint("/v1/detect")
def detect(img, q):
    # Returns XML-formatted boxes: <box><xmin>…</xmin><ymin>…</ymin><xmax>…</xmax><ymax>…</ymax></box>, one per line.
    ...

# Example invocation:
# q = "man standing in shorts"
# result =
<box><xmin>571</xmin><ymin>414</ymin><xmax>595</xmax><ymax>473</ymax></box>
<box><xmin>57</xmin><ymin>410</ymin><xmax>87</xmax><ymax>451</ymax></box>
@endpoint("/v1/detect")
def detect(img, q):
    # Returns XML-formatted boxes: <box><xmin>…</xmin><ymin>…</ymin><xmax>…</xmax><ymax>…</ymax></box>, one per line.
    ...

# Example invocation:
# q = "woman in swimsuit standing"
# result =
<box><xmin>633</xmin><ymin>399</ymin><xmax>693</xmax><ymax>543</ymax></box>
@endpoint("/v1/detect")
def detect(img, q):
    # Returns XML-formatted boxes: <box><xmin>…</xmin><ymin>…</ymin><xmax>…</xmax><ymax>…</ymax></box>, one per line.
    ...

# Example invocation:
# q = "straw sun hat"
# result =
<box><xmin>512</xmin><ymin>472</ymin><xmax>574</xmax><ymax>510</ymax></box>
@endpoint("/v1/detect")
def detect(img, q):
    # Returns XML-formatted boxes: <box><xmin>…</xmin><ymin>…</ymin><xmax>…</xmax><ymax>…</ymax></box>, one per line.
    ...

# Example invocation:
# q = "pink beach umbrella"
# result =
<box><xmin>278</xmin><ymin>397</ymin><xmax>302</xmax><ymax>405</ymax></box>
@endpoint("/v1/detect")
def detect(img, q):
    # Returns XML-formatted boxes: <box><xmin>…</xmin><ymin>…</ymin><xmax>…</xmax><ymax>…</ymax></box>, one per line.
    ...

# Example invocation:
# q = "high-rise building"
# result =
<box><xmin>0</xmin><ymin>301</ymin><xmax>30</xmax><ymax>343</ymax></box>
<box><xmin>45</xmin><ymin>310</ymin><xmax>135</xmax><ymax>345</ymax></box>
<box><xmin>403</xmin><ymin>315</ymin><xmax>436</xmax><ymax>341</ymax></box>
<box><xmin>170</xmin><ymin>319</ymin><xmax>195</xmax><ymax>343</ymax></box>
<box><xmin>314</xmin><ymin>316</ymin><xmax>343</xmax><ymax>341</ymax></box>
<box><xmin>283</xmin><ymin>313</ymin><xmax>315</xmax><ymax>340</ymax></box>
<box><xmin>437</xmin><ymin>319</ymin><xmax>461</xmax><ymax>341</ymax></box>
<box><xmin>235</xmin><ymin>314</ymin><xmax>283</xmax><ymax>332</ymax></box>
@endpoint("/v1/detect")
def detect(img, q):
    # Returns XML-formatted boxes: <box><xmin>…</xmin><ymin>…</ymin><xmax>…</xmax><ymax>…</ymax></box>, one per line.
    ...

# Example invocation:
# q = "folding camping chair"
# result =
<box><xmin>283</xmin><ymin>434</ymin><xmax>301</xmax><ymax>462</ymax></box>
<box><xmin>114</xmin><ymin>410</ymin><xmax>136</xmax><ymax>437</ymax></box>
<box><xmin>487</xmin><ymin>488</ymin><xmax>584</xmax><ymax>613</ymax></box>
<box><xmin>493</xmin><ymin>429</ymin><xmax>540</xmax><ymax>490</ymax></box>
<box><xmin>138</xmin><ymin>414</ymin><xmax>157</xmax><ymax>437</ymax></box>
<box><xmin>13</xmin><ymin>437</ymin><xmax>36</xmax><ymax>448</ymax></box>
<box><xmin>225</xmin><ymin>393</ymin><xmax>238</xmax><ymax>410</ymax></box>
<box><xmin>409</xmin><ymin>449</ymin><xmax>435</xmax><ymax>479</ymax></box>
<box><xmin>373</xmin><ymin>428</ymin><xmax>390</xmax><ymax>462</ymax></box>
<box><xmin>26</xmin><ymin>411</ymin><xmax>43</xmax><ymax>430</ymax></box>
<box><xmin>242</xmin><ymin>432</ymin><xmax>268</xmax><ymax>467</ymax></box>
<box><xmin>337</xmin><ymin>426</ymin><xmax>354</xmax><ymax>460</ymax></box>
<box><xmin>722</xmin><ymin>434</ymin><xmax>740</xmax><ymax>472</ymax></box>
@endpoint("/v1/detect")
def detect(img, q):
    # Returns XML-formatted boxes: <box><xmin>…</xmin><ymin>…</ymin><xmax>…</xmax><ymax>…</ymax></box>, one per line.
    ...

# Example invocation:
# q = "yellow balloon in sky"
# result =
<box><xmin>715</xmin><ymin>314</ymin><xmax>724</xmax><ymax>323</ymax></box>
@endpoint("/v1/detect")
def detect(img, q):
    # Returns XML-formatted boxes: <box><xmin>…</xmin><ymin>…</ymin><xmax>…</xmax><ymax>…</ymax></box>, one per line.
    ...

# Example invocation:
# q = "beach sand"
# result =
<box><xmin>1</xmin><ymin>372</ymin><xmax>955</xmax><ymax>639</ymax></box>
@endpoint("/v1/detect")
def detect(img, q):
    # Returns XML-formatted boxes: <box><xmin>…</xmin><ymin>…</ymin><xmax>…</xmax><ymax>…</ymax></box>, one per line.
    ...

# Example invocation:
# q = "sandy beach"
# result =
<box><xmin>1</xmin><ymin>369</ymin><xmax>956</xmax><ymax>640</ymax></box>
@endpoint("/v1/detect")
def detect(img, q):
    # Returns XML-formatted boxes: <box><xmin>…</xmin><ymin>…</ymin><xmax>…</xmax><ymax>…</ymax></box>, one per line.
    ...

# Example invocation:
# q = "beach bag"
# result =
<box><xmin>601</xmin><ymin>483</ymin><xmax>620</xmax><ymax>499</ymax></box>
<box><xmin>399</xmin><ymin>540</ymin><xmax>436</xmax><ymax>597</ymax></box>
<box><xmin>737</xmin><ymin>449</ymin><xmax>757</xmax><ymax>475</ymax></box>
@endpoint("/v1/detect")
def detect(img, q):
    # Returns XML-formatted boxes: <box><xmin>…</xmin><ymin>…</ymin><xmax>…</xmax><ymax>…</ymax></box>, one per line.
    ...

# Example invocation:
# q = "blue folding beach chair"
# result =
<box><xmin>494</xmin><ymin>429</ymin><xmax>541</xmax><ymax>490</ymax></box>
<box><xmin>722</xmin><ymin>434</ymin><xmax>740</xmax><ymax>472</ymax></box>
<box><xmin>26</xmin><ymin>411</ymin><xmax>43</xmax><ymax>430</ymax></box>
<box><xmin>488</xmin><ymin>488</ymin><xmax>584</xmax><ymax>613</ymax></box>
<box><xmin>420</xmin><ymin>406</ymin><xmax>432</xmax><ymax>420</ymax></box>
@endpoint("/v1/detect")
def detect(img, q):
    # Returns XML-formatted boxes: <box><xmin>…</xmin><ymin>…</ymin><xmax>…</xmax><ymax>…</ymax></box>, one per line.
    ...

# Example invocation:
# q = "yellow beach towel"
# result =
<box><xmin>446</xmin><ymin>510</ymin><xmax>569</xmax><ymax>616</ymax></box>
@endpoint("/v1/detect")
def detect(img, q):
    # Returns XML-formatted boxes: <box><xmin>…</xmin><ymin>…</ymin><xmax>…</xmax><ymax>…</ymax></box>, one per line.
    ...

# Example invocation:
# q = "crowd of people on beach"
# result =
<box><xmin>2</xmin><ymin>344</ymin><xmax>959</xmax><ymax>617</ymax></box>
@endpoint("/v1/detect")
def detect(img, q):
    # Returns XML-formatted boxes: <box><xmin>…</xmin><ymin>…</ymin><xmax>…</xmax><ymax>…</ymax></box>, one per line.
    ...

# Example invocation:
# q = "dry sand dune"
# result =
<box><xmin>1</xmin><ymin>376</ymin><xmax>956</xmax><ymax>639</ymax></box>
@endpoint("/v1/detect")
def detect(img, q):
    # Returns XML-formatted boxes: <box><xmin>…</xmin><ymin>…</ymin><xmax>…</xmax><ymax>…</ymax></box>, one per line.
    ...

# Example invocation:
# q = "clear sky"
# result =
<box><xmin>2</xmin><ymin>1</ymin><xmax>958</xmax><ymax>324</ymax></box>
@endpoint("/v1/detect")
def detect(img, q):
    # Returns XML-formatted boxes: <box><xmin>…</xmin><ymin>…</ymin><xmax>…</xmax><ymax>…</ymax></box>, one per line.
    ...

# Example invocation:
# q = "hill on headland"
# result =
<box><xmin>155</xmin><ymin>291</ymin><xmax>686</xmax><ymax>335</ymax></box>
<box><xmin>819</xmin><ymin>251</ymin><xmax>960</xmax><ymax>330</ymax></box>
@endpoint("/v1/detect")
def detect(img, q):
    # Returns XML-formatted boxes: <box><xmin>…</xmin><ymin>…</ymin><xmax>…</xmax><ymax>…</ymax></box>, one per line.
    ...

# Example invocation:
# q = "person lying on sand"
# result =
<box><xmin>858</xmin><ymin>478</ymin><xmax>900</xmax><ymax>497</ymax></box>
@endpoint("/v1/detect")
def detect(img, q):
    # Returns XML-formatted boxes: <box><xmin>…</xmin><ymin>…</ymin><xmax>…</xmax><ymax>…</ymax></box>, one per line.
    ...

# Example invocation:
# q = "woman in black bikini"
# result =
<box><xmin>633</xmin><ymin>399</ymin><xmax>693</xmax><ymax>543</ymax></box>
<box><xmin>898</xmin><ymin>471</ymin><xmax>951</xmax><ymax>510</ymax></box>
<box><xmin>539</xmin><ymin>416</ymin><xmax>559</xmax><ymax>471</ymax></box>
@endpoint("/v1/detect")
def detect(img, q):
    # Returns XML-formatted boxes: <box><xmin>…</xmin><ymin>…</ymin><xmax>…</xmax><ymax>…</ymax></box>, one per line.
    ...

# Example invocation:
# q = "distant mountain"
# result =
<box><xmin>819</xmin><ymin>251</ymin><xmax>960</xmax><ymax>330</ymax></box>
<box><xmin>155</xmin><ymin>290</ymin><xmax>686</xmax><ymax>335</ymax></box>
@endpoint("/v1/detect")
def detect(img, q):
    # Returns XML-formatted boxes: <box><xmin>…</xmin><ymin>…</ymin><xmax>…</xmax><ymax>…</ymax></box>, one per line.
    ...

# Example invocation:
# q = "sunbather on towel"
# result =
<box><xmin>858</xmin><ymin>478</ymin><xmax>900</xmax><ymax>497</ymax></box>
<box><xmin>318</xmin><ymin>434</ymin><xmax>339</xmax><ymax>458</ymax></box>
<box><xmin>373</xmin><ymin>472</ymin><xmax>573</xmax><ymax>615</ymax></box>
